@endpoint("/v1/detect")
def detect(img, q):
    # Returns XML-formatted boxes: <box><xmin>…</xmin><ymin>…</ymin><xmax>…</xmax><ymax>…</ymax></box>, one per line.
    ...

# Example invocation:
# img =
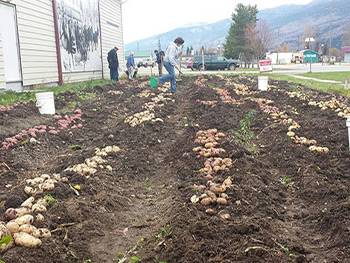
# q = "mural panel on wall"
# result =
<box><xmin>56</xmin><ymin>0</ymin><xmax>101</xmax><ymax>72</ymax></box>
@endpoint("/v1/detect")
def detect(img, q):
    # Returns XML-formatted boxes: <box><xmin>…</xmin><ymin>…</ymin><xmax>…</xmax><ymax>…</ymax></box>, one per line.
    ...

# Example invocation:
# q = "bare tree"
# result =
<box><xmin>300</xmin><ymin>26</ymin><xmax>314</xmax><ymax>49</ymax></box>
<box><xmin>245</xmin><ymin>19</ymin><xmax>273</xmax><ymax>67</ymax></box>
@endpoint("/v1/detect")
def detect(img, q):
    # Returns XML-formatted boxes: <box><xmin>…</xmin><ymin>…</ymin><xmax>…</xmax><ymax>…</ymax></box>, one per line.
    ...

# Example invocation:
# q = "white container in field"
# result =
<box><xmin>35</xmin><ymin>92</ymin><xmax>55</xmax><ymax>114</ymax></box>
<box><xmin>258</xmin><ymin>76</ymin><xmax>268</xmax><ymax>91</ymax></box>
<box><xmin>346</xmin><ymin>116</ymin><xmax>350</xmax><ymax>151</ymax></box>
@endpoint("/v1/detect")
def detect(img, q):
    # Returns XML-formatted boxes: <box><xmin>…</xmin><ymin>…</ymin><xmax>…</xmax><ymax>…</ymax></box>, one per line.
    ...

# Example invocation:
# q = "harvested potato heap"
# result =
<box><xmin>252</xmin><ymin>98</ymin><xmax>329</xmax><ymax>153</ymax></box>
<box><xmin>65</xmin><ymin>145</ymin><xmax>119</xmax><ymax>176</ymax></box>
<box><xmin>124</xmin><ymin>90</ymin><xmax>173</xmax><ymax>127</ymax></box>
<box><xmin>138</xmin><ymin>90</ymin><xmax>153</xmax><ymax>98</ymax></box>
<box><xmin>287</xmin><ymin>90</ymin><xmax>350</xmax><ymax>119</ymax></box>
<box><xmin>108</xmin><ymin>90</ymin><xmax>123</xmax><ymax>95</ymax></box>
<box><xmin>194</xmin><ymin>76</ymin><xmax>208</xmax><ymax>88</ymax></box>
<box><xmin>1</xmin><ymin>196</ymin><xmax>52</xmax><ymax>250</ymax></box>
<box><xmin>195</xmin><ymin>99</ymin><xmax>217</xmax><ymax>106</ymax></box>
<box><xmin>309</xmin><ymin>98</ymin><xmax>350</xmax><ymax>118</ymax></box>
<box><xmin>24</xmin><ymin>173</ymin><xmax>68</xmax><ymax>196</ymax></box>
<box><xmin>213</xmin><ymin>88</ymin><xmax>244</xmax><ymax>105</ymax></box>
<box><xmin>191</xmin><ymin>177</ymin><xmax>233</xmax><ymax>216</ymax></box>
<box><xmin>193</xmin><ymin>129</ymin><xmax>227</xmax><ymax>159</ymax></box>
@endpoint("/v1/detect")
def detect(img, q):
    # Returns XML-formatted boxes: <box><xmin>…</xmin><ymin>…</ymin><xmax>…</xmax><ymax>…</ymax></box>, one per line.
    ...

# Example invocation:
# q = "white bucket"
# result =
<box><xmin>258</xmin><ymin>76</ymin><xmax>268</xmax><ymax>91</ymax></box>
<box><xmin>36</xmin><ymin>92</ymin><xmax>55</xmax><ymax>114</ymax></box>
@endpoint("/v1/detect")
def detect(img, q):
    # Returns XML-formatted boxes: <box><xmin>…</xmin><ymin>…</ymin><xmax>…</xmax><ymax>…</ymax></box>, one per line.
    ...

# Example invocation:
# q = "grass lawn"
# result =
<box><xmin>264</xmin><ymin>73</ymin><xmax>350</xmax><ymax>97</ymax></box>
<box><xmin>297</xmin><ymin>71</ymin><xmax>350</xmax><ymax>82</ymax></box>
<box><xmin>0</xmin><ymin>79</ymin><xmax>113</xmax><ymax>106</ymax></box>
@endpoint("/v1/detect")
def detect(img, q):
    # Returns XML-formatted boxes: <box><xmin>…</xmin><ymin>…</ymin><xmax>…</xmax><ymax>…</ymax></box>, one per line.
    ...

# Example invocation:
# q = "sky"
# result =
<box><xmin>122</xmin><ymin>0</ymin><xmax>313</xmax><ymax>44</ymax></box>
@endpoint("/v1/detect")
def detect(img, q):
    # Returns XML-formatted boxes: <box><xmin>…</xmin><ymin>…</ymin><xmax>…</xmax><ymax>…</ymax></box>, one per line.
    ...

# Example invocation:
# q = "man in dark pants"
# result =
<box><xmin>154</xmin><ymin>50</ymin><xmax>163</xmax><ymax>76</ymax></box>
<box><xmin>107</xmin><ymin>47</ymin><xmax>119</xmax><ymax>81</ymax></box>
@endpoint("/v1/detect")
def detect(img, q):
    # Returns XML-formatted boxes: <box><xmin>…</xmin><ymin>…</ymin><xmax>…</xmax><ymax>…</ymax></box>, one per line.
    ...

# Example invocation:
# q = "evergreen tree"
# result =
<box><xmin>224</xmin><ymin>4</ymin><xmax>258</xmax><ymax>59</ymax></box>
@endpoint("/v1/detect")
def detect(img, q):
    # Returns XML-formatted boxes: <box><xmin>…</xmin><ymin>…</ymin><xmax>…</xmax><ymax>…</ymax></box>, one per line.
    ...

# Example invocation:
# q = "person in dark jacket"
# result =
<box><xmin>154</xmin><ymin>50</ymin><xmax>163</xmax><ymax>76</ymax></box>
<box><xmin>107</xmin><ymin>47</ymin><xmax>119</xmax><ymax>81</ymax></box>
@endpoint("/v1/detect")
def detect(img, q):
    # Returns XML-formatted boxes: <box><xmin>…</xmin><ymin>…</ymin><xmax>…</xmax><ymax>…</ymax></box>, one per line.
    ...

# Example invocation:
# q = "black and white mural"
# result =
<box><xmin>56</xmin><ymin>0</ymin><xmax>101</xmax><ymax>72</ymax></box>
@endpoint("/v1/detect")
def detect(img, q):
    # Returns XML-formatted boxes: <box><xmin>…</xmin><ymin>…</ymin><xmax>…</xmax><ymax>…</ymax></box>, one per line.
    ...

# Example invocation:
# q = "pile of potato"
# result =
<box><xmin>191</xmin><ymin>177</ymin><xmax>233</xmax><ymax>215</ymax></box>
<box><xmin>233</xmin><ymin>83</ymin><xmax>257</xmax><ymax>96</ymax></box>
<box><xmin>124</xmin><ymin>110</ymin><xmax>156</xmax><ymax>127</ymax></box>
<box><xmin>1</xmin><ymin>196</ymin><xmax>51</xmax><ymax>249</ymax></box>
<box><xmin>24</xmin><ymin>173</ymin><xmax>68</xmax><ymax>196</ymax></box>
<box><xmin>125</xmin><ymin>91</ymin><xmax>173</xmax><ymax>127</ymax></box>
<box><xmin>195</xmin><ymin>100</ymin><xmax>217</xmax><ymax>106</ymax></box>
<box><xmin>199</xmin><ymin>157</ymin><xmax>233</xmax><ymax>174</ymax></box>
<box><xmin>138</xmin><ymin>90</ymin><xmax>153</xmax><ymax>98</ymax></box>
<box><xmin>253</xmin><ymin>98</ymin><xmax>280</xmax><ymax>114</ymax></box>
<box><xmin>194</xmin><ymin>76</ymin><xmax>208</xmax><ymax>88</ymax></box>
<box><xmin>308</xmin><ymin>145</ymin><xmax>330</xmax><ymax>153</ymax></box>
<box><xmin>213</xmin><ymin>88</ymin><xmax>244</xmax><ymax>105</ymax></box>
<box><xmin>65</xmin><ymin>145</ymin><xmax>119</xmax><ymax>176</ymax></box>
<box><xmin>286</xmin><ymin>91</ymin><xmax>309</xmax><ymax>101</ymax></box>
<box><xmin>108</xmin><ymin>90</ymin><xmax>123</xmax><ymax>95</ymax></box>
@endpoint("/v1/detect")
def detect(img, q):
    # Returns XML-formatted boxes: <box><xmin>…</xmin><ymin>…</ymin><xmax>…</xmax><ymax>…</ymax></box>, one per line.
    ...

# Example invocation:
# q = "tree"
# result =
<box><xmin>224</xmin><ymin>3</ymin><xmax>258</xmax><ymax>63</ymax></box>
<box><xmin>342</xmin><ymin>23</ymin><xmax>350</xmax><ymax>47</ymax></box>
<box><xmin>245</xmin><ymin>19</ymin><xmax>273</xmax><ymax>66</ymax></box>
<box><xmin>300</xmin><ymin>26</ymin><xmax>314</xmax><ymax>49</ymax></box>
<box><xmin>186</xmin><ymin>47</ymin><xmax>190</xmax><ymax>55</ymax></box>
<box><xmin>281</xmin><ymin>43</ymin><xmax>290</xmax><ymax>52</ymax></box>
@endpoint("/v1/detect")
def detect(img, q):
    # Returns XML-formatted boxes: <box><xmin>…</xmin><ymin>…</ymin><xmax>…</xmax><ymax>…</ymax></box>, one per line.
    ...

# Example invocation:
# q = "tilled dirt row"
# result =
<box><xmin>1</xmin><ymin>75</ymin><xmax>350</xmax><ymax>263</ymax></box>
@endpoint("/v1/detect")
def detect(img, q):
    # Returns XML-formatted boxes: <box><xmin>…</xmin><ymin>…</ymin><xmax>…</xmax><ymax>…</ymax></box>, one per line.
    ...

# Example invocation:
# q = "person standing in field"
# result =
<box><xmin>126</xmin><ymin>51</ymin><xmax>136</xmax><ymax>80</ymax></box>
<box><xmin>107</xmin><ymin>47</ymin><xmax>119</xmax><ymax>81</ymax></box>
<box><xmin>154</xmin><ymin>50</ymin><xmax>163</xmax><ymax>76</ymax></box>
<box><xmin>157</xmin><ymin>37</ymin><xmax>184</xmax><ymax>93</ymax></box>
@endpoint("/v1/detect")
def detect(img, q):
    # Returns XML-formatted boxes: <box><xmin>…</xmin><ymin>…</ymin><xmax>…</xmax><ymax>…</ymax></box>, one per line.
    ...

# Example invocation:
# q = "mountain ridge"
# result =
<box><xmin>125</xmin><ymin>0</ymin><xmax>350</xmax><ymax>52</ymax></box>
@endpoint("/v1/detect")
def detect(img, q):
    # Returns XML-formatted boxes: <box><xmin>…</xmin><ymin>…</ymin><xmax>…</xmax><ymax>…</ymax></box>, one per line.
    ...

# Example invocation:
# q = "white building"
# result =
<box><xmin>0</xmin><ymin>0</ymin><xmax>125</xmax><ymax>91</ymax></box>
<box><xmin>266</xmin><ymin>52</ymin><xmax>293</xmax><ymax>64</ymax></box>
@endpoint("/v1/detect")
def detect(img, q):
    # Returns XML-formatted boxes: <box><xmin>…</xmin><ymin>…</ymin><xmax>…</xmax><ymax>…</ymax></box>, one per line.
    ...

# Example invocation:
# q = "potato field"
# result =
<box><xmin>1</xmin><ymin>75</ymin><xmax>350</xmax><ymax>263</ymax></box>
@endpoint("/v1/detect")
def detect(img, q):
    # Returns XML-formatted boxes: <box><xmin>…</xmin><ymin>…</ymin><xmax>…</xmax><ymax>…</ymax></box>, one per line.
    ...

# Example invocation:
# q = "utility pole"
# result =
<box><xmin>277</xmin><ymin>28</ymin><xmax>280</xmax><ymax>64</ymax></box>
<box><xmin>297</xmin><ymin>34</ymin><xmax>300</xmax><ymax>51</ymax></box>
<box><xmin>309</xmin><ymin>32</ymin><xmax>312</xmax><ymax>73</ymax></box>
<box><xmin>328</xmin><ymin>7</ymin><xmax>334</xmax><ymax>64</ymax></box>
<box><xmin>157</xmin><ymin>37</ymin><xmax>161</xmax><ymax>52</ymax></box>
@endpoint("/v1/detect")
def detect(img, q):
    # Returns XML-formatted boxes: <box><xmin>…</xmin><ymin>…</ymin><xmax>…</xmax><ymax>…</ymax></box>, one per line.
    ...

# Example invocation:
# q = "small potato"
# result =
<box><xmin>14</xmin><ymin>232</ymin><xmax>42</xmax><ymax>248</ymax></box>
<box><xmin>40</xmin><ymin>182</ymin><xmax>55</xmax><ymax>191</ymax></box>
<box><xmin>19</xmin><ymin>224</ymin><xmax>37</xmax><ymax>234</ymax></box>
<box><xmin>216</xmin><ymin>198</ymin><xmax>227</xmax><ymax>205</ymax></box>
<box><xmin>223</xmin><ymin>177</ymin><xmax>232</xmax><ymax>187</ymax></box>
<box><xmin>220</xmin><ymin>193</ymin><xmax>229</xmax><ymax>199</ymax></box>
<box><xmin>24</xmin><ymin>186</ymin><xmax>34</xmax><ymax>195</ymax></box>
<box><xmin>32</xmin><ymin>228</ymin><xmax>51</xmax><ymax>238</ymax></box>
<box><xmin>213</xmin><ymin>166</ymin><xmax>222</xmax><ymax>173</ymax></box>
<box><xmin>32</xmin><ymin>177</ymin><xmax>45</xmax><ymax>185</ymax></box>
<box><xmin>205</xmin><ymin>208</ymin><xmax>216</xmax><ymax>215</ymax></box>
<box><xmin>4</xmin><ymin>208</ymin><xmax>17</xmax><ymax>221</ymax></box>
<box><xmin>209</xmin><ymin>184</ymin><xmax>226</xmax><ymax>194</ymax></box>
<box><xmin>15</xmin><ymin>207</ymin><xmax>32</xmax><ymax>217</ymax></box>
<box><xmin>32</xmin><ymin>204</ymin><xmax>47</xmax><ymax>213</ymax></box>
<box><xmin>36</xmin><ymin>198</ymin><xmax>48</xmax><ymax>207</ymax></box>
<box><xmin>36</xmin><ymin>214</ymin><xmax>45</xmax><ymax>223</ymax></box>
<box><xmin>6</xmin><ymin>221</ymin><xmax>19</xmax><ymax>233</ymax></box>
<box><xmin>200</xmin><ymin>197</ymin><xmax>213</xmax><ymax>206</ymax></box>
<box><xmin>287</xmin><ymin>131</ymin><xmax>295</xmax><ymax>137</ymax></box>
<box><xmin>205</xmin><ymin>190</ymin><xmax>217</xmax><ymax>200</ymax></box>
<box><xmin>21</xmin><ymin>197</ymin><xmax>35</xmax><ymax>208</ymax></box>
<box><xmin>40</xmin><ymin>174</ymin><xmax>51</xmax><ymax>180</ymax></box>
<box><xmin>15</xmin><ymin>215</ymin><xmax>34</xmax><ymax>226</ymax></box>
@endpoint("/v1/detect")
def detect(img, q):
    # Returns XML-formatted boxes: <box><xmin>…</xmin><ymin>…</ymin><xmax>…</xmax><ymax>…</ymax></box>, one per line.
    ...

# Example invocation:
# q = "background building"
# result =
<box><xmin>342</xmin><ymin>46</ymin><xmax>350</xmax><ymax>63</ymax></box>
<box><xmin>0</xmin><ymin>0</ymin><xmax>124</xmax><ymax>92</ymax></box>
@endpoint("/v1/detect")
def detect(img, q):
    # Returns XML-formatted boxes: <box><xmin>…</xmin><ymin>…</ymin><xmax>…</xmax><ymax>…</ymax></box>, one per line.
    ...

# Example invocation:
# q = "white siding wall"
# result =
<box><xmin>0</xmin><ymin>32</ymin><xmax>5</xmax><ymax>89</ymax></box>
<box><xmin>13</xmin><ymin>0</ymin><xmax>59</xmax><ymax>87</ymax></box>
<box><xmin>99</xmin><ymin>0</ymin><xmax>125</xmax><ymax>79</ymax></box>
<box><xmin>63</xmin><ymin>71</ymin><xmax>102</xmax><ymax>83</ymax></box>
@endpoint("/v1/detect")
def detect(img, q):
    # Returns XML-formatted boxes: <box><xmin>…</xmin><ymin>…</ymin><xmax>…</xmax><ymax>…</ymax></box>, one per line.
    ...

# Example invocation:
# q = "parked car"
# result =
<box><xmin>191</xmin><ymin>55</ymin><xmax>240</xmax><ymax>70</ymax></box>
<box><xmin>137</xmin><ymin>58</ymin><xmax>155</xmax><ymax>68</ymax></box>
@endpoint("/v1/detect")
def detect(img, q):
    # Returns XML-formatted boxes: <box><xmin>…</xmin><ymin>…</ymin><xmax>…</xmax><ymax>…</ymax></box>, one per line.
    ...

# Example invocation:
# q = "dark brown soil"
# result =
<box><xmin>1</xmin><ymin>75</ymin><xmax>350</xmax><ymax>263</ymax></box>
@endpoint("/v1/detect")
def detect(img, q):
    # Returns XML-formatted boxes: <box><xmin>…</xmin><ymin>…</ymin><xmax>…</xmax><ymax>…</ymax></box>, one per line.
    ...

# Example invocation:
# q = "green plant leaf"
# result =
<box><xmin>0</xmin><ymin>236</ymin><xmax>12</xmax><ymax>246</ymax></box>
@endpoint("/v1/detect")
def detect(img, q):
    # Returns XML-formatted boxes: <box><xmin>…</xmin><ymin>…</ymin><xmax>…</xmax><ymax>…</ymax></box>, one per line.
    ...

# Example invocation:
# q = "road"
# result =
<box><xmin>135</xmin><ymin>62</ymin><xmax>350</xmax><ymax>76</ymax></box>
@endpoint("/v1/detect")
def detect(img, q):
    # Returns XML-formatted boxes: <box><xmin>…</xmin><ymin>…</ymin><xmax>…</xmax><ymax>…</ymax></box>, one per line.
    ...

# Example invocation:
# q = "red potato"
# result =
<box><xmin>74</xmin><ymin>109</ymin><xmax>82</xmax><ymax>114</ymax></box>
<box><xmin>77</xmin><ymin>124</ymin><xmax>83</xmax><ymax>128</ymax></box>
<box><xmin>53</xmin><ymin>115</ymin><xmax>62</xmax><ymax>120</ymax></box>
<box><xmin>4</xmin><ymin>208</ymin><xmax>17</xmax><ymax>220</ymax></box>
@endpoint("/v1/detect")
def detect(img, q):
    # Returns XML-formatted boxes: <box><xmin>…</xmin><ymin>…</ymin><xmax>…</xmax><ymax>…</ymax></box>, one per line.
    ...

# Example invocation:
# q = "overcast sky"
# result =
<box><xmin>122</xmin><ymin>0</ymin><xmax>312</xmax><ymax>44</ymax></box>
